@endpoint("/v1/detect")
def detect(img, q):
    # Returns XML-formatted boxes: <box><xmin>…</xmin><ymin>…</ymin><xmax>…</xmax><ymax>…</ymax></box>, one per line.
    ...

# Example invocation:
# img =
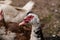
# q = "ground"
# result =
<box><xmin>0</xmin><ymin>0</ymin><xmax>60</xmax><ymax>40</ymax></box>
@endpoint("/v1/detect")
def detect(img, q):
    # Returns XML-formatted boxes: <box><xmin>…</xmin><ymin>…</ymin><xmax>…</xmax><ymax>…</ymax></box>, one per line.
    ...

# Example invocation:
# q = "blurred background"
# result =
<box><xmin>0</xmin><ymin>0</ymin><xmax>60</xmax><ymax>40</ymax></box>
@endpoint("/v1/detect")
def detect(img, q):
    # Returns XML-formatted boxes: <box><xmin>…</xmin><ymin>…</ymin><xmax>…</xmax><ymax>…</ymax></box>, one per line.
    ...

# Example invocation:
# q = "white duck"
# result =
<box><xmin>0</xmin><ymin>0</ymin><xmax>35</xmax><ymax>40</ymax></box>
<box><xmin>19</xmin><ymin>13</ymin><xmax>44</xmax><ymax>40</ymax></box>
<box><xmin>0</xmin><ymin>0</ymin><xmax>35</xmax><ymax>23</ymax></box>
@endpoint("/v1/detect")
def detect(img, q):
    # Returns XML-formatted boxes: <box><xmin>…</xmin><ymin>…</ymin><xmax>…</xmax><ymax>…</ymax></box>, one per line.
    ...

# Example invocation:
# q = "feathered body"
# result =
<box><xmin>0</xmin><ymin>0</ymin><xmax>35</xmax><ymax>23</ymax></box>
<box><xmin>0</xmin><ymin>0</ymin><xmax>36</xmax><ymax>40</ymax></box>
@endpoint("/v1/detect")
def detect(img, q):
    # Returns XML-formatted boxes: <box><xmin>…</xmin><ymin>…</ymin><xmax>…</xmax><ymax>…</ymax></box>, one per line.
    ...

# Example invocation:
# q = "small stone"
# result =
<box><xmin>56</xmin><ymin>21</ymin><xmax>59</xmax><ymax>23</ymax></box>
<box><xmin>54</xmin><ymin>9</ymin><xmax>58</xmax><ymax>13</ymax></box>
<box><xmin>54</xmin><ymin>25</ymin><xmax>57</xmax><ymax>28</ymax></box>
<box><xmin>52</xmin><ymin>35</ymin><xmax>56</xmax><ymax>37</ymax></box>
<box><xmin>51</xmin><ymin>3</ymin><xmax>55</xmax><ymax>6</ymax></box>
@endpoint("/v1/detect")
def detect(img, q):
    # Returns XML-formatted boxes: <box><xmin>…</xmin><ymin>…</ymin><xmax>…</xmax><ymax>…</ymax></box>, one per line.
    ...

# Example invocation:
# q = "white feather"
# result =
<box><xmin>0</xmin><ymin>26</ymin><xmax>6</xmax><ymax>35</ymax></box>
<box><xmin>2</xmin><ymin>31</ymin><xmax>16</xmax><ymax>40</ymax></box>
<box><xmin>5</xmin><ymin>0</ymin><xmax>12</xmax><ymax>5</ymax></box>
<box><xmin>0</xmin><ymin>1</ymin><xmax>35</xmax><ymax>23</ymax></box>
<box><xmin>22</xmin><ymin>1</ymin><xmax>35</xmax><ymax>12</ymax></box>
<box><xmin>0</xmin><ymin>0</ymin><xmax>12</xmax><ymax>5</ymax></box>
<box><xmin>0</xmin><ymin>26</ymin><xmax>16</xmax><ymax>40</ymax></box>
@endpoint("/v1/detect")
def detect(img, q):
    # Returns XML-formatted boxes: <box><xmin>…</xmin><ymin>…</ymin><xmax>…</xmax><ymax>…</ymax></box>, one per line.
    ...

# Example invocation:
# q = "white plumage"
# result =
<box><xmin>22</xmin><ymin>1</ymin><xmax>35</xmax><ymax>12</ymax></box>
<box><xmin>0</xmin><ymin>0</ymin><xmax>35</xmax><ymax>40</ymax></box>
<box><xmin>2</xmin><ymin>31</ymin><xmax>16</xmax><ymax>40</ymax></box>
<box><xmin>0</xmin><ymin>26</ymin><xmax>16</xmax><ymax>40</ymax></box>
<box><xmin>29</xmin><ymin>14</ymin><xmax>41</xmax><ymax>40</ymax></box>
<box><xmin>0</xmin><ymin>0</ymin><xmax>35</xmax><ymax>23</ymax></box>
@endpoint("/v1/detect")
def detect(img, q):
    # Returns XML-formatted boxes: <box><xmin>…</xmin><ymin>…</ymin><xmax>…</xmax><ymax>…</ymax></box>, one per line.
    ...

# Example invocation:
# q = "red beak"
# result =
<box><xmin>19</xmin><ymin>21</ymin><xmax>26</xmax><ymax>26</ymax></box>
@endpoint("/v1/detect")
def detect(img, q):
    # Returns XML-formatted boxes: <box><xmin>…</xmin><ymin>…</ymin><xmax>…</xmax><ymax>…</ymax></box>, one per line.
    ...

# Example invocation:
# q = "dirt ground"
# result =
<box><xmin>0</xmin><ymin>0</ymin><xmax>60</xmax><ymax>40</ymax></box>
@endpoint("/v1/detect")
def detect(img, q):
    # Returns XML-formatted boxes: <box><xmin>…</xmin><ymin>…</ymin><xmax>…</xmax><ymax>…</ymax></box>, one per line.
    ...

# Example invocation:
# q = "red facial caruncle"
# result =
<box><xmin>19</xmin><ymin>15</ymin><xmax>34</xmax><ymax>26</ymax></box>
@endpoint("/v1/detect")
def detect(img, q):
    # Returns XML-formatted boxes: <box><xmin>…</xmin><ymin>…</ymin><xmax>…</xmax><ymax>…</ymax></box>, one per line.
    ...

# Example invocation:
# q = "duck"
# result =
<box><xmin>19</xmin><ymin>13</ymin><xmax>44</xmax><ymax>40</ymax></box>
<box><xmin>0</xmin><ymin>0</ymin><xmax>35</xmax><ymax>40</ymax></box>
<box><xmin>0</xmin><ymin>0</ymin><xmax>35</xmax><ymax>23</ymax></box>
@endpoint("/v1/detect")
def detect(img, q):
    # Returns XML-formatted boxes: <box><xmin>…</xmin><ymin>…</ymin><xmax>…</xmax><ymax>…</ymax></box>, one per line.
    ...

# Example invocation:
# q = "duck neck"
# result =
<box><xmin>30</xmin><ymin>23</ymin><xmax>41</xmax><ymax>40</ymax></box>
<box><xmin>30</xmin><ymin>23</ymin><xmax>45</xmax><ymax>40</ymax></box>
